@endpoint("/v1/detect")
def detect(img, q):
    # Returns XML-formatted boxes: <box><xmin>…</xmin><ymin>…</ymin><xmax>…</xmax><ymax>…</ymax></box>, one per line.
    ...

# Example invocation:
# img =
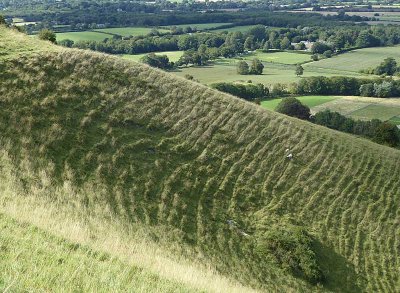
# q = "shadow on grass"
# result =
<box><xmin>314</xmin><ymin>239</ymin><xmax>366</xmax><ymax>292</ymax></box>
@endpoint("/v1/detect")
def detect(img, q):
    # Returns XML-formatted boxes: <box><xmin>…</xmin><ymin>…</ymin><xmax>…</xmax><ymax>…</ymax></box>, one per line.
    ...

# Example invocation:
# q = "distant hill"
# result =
<box><xmin>0</xmin><ymin>26</ymin><xmax>399</xmax><ymax>292</ymax></box>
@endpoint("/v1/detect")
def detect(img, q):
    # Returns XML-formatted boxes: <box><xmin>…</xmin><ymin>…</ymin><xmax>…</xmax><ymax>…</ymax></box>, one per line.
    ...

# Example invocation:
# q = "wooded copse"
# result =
<box><xmin>212</xmin><ymin>77</ymin><xmax>400</xmax><ymax>100</ymax></box>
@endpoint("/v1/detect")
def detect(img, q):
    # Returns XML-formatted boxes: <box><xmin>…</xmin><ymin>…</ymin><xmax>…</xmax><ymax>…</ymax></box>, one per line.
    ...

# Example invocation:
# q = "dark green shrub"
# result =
<box><xmin>276</xmin><ymin>97</ymin><xmax>311</xmax><ymax>120</ymax></box>
<box><xmin>255</xmin><ymin>225</ymin><xmax>324</xmax><ymax>284</ymax></box>
<box><xmin>38</xmin><ymin>29</ymin><xmax>57</xmax><ymax>43</ymax></box>
<box><xmin>237</xmin><ymin>60</ymin><xmax>249</xmax><ymax>75</ymax></box>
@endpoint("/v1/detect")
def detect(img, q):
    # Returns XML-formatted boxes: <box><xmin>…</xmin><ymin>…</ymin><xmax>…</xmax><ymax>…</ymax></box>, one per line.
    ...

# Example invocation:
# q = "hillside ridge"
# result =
<box><xmin>0</xmin><ymin>27</ymin><xmax>399</xmax><ymax>292</ymax></box>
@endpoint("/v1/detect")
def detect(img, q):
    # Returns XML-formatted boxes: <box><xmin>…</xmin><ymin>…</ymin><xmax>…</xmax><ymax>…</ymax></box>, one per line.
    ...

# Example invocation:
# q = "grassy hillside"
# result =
<box><xmin>0</xmin><ymin>213</ymin><xmax>197</xmax><ymax>292</ymax></box>
<box><xmin>1</xmin><ymin>26</ymin><xmax>400</xmax><ymax>292</ymax></box>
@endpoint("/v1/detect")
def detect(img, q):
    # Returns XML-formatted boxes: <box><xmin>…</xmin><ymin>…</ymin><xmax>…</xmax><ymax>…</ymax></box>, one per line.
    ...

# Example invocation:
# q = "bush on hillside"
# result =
<box><xmin>276</xmin><ymin>97</ymin><xmax>311</xmax><ymax>120</ymax></box>
<box><xmin>255</xmin><ymin>225</ymin><xmax>324</xmax><ymax>284</ymax></box>
<box><xmin>38</xmin><ymin>29</ymin><xmax>57</xmax><ymax>43</ymax></box>
<box><xmin>0</xmin><ymin>15</ymin><xmax>5</xmax><ymax>25</ymax></box>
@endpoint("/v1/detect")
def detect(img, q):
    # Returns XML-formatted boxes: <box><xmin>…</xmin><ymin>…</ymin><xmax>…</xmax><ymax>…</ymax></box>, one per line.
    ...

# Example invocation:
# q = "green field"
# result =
<box><xmin>56</xmin><ymin>27</ymin><xmax>169</xmax><ymax>42</ymax></box>
<box><xmin>212</xmin><ymin>25</ymin><xmax>261</xmax><ymax>33</ymax></box>
<box><xmin>240</xmin><ymin>51</ymin><xmax>311</xmax><ymax>65</ymax></box>
<box><xmin>262</xmin><ymin>95</ymin><xmax>400</xmax><ymax>125</ymax></box>
<box><xmin>174</xmin><ymin>57</ymin><xmax>368</xmax><ymax>85</ymax></box>
<box><xmin>305</xmin><ymin>46</ymin><xmax>400</xmax><ymax>73</ymax></box>
<box><xmin>56</xmin><ymin>31</ymin><xmax>111</xmax><ymax>42</ymax></box>
<box><xmin>122</xmin><ymin>51</ymin><xmax>184</xmax><ymax>63</ymax></box>
<box><xmin>94</xmin><ymin>27</ymin><xmax>170</xmax><ymax>37</ymax></box>
<box><xmin>162</xmin><ymin>23</ymin><xmax>232</xmax><ymax>30</ymax></box>
<box><xmin>261</xmin><ymin>95</ymin><xmax>340</xmax><ymax>110</ymax></box>
<box><xmin>390</xmin><ymin>116</ymin><xmax>400</xmax><ymax>125</ymax></box>
<box><xmin>2</xmin><ymin>27</ymin><xmax>400</xmax><ymax>292</ymax></box>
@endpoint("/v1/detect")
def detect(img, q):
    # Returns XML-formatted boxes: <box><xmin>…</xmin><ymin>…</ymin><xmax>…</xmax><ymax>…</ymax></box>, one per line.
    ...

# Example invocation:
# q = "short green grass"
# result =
<box><xmin>162</xmin><ymin>23</ymin><xmax>232</xmax><ymax>30</ymax></box>
<box><xmin>389</xmin><ymin>116</ymin><xmax>400</xmax><ymax>125</ymax></box>
<box><xmin>122</xmin><ymin>51</ymin><xmax>184</xmax><ymax>62</ymax></box>
<box><xmin>56</xmin><ymin>27</ymin><xmax>169</xmax><ymax>42</ymax></box>
<box><xmin>94</xmin><ymin>27</ymin><xmax>170</xmax><ymax>37</ymax></box>
<box><xmin>305</xmin><ymin>46</ymin><xmax>400</xmax><ymax>73</ymax></box>
<box><xmin>240</xmin><ymin>51</ymin><xmax>311</xmax><ymax>65</ymax></box>
<box><xmin>56</xmin><ymin>31</ymin><xmax>112</xmax><ymax>42</ymax></box>
<box><xmin>173</xmin><ymin>59</ymin><xmax>368</xmax><ymax>85</ymax></box>
<box><xmin>212</xmin><ymin>25</ymin><xmax>261</xmax><ymax>33</ymax></box>
<box><xmin>261</xmin><ymin>95</ymin><xmax>340</xmax><ymax>110</ymax></box>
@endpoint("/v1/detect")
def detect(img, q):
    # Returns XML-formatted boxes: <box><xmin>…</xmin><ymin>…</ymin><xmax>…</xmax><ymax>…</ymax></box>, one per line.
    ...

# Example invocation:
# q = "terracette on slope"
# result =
<box><xmin>0</xmin><ymin>27</ymin><xmax>399</xmax><ymax>292</ymax></box>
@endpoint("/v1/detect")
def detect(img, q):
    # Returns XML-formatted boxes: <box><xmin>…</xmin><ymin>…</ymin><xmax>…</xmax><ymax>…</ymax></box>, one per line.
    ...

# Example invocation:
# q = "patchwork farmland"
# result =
<box><xmin>262</xmin><ymin>95</ymin><xmax>400</xmax><ymax>125</ymax></box>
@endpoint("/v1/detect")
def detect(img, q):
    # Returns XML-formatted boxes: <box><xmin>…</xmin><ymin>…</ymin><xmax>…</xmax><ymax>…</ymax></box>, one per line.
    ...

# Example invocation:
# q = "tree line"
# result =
<box><xmin>275</xmin><ymin>98</ymin><xmax>400</xmax><ymax>148</ymax></box>
<box><xmin>211</xmin><ymin>76</ymin><xmax>400</xmax><ymax>100</ymax></box>
<box><xmin>61</xmin><ymin>24</ymin><xmax>400</xmax><ymax>69</ymax></box>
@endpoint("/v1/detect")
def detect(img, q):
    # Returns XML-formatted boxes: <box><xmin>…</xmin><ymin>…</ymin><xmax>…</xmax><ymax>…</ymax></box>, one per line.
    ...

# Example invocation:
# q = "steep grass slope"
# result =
<box><xmin>0</xmin><ymin>27</ymin><xmax>400</xmax><ymax>292</ymax></box>
<box><xmin>0</xmin><ymin>214</ymin><xmax>197</xmax><ymax>292</ymax></box>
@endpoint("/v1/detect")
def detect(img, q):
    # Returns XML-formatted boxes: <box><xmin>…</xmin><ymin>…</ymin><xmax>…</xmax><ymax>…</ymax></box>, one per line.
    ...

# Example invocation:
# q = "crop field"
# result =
<box><xmin>94</xmin><ymin>27</ymin><xmax>170</xmax><ymax>37</ymax></box>
<box><xmin>350</xmin><ymin>104</ymin><xmax>400</xmax><ymax>121</ymax></box>
<box><xmin>263</xmin><ymin>95</ymin><xmax>400</xmax><ymax>124</ymax></box>
<box><xmin>121</xmin><ymin>51</ymin><xmax>184</xmax><ymax>62</ymax></box>
<box><xmin>305</xmin><ymin>46</ymin><xmax>400</xmax><ymax>73</ymax></box>
<box><xmin>345</xmin><ymin>11</ymin><xmax>400</xmax><ymax>22</ymax></box>
<box><xmin>240</xmin><ymin>51</ymin><xmax>311</xmax><ymax>65</ymax></box>
<box><xmin>162</xmin><ymin>23</ymin><xmax>232</xmax><ymax>30</ymax></box>
<box><xmin>173</xmin><ymin>58</ymin><xmax>367</xmax><ymax>85</ymax></box>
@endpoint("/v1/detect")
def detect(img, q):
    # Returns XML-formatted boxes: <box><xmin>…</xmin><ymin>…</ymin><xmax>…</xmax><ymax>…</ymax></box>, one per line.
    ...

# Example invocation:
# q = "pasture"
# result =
<box><xmin>240</xmin><ymin>51</ymin><xmax>311</xmax><ymax>65</ymax></box>
<box><xmin>262</xmin><ymin>95</ymin><xmax>400</xmax><ymax>125</ymax></box>
<box><xmin>305</xmin><ymin>46</ymin><xmax>400</xmax><ymax>73</ymax></box>
<box><xmin>56</xmin><ymin>31</ymin><xmax>112</xmax><ymax>42</ymax></box>
<box><xmin>261</xmin><ymin>95</ymin><xmax>340</xmax><ymax>110</ymax></box>
<box><xmin>121</xmin><ymin>51</ymin><xmax>184</xmax><ymax>62</ymax></box>
<box><xmin>162</xmin><ymin>23</ymin><xmax>232</xmax><ymax>30</ymax></box>
<box><xmin>174</xmin><ymin>58</ymin><xmax>367</xmax><ymax>85</ymax></box>
<box><xmin>94</xmin><ymin>27</ymin><xmax>170</xmax><ymax>37</ymax></box>
<box><xmin>56</xmin><ymin>26</ymin><xmax>169</xmax><ymax>42</ymax></box>
<box><xmin>212</xmin><ymin>25</ymin><xmax>261</xmax><ymax>33</ymax></box>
